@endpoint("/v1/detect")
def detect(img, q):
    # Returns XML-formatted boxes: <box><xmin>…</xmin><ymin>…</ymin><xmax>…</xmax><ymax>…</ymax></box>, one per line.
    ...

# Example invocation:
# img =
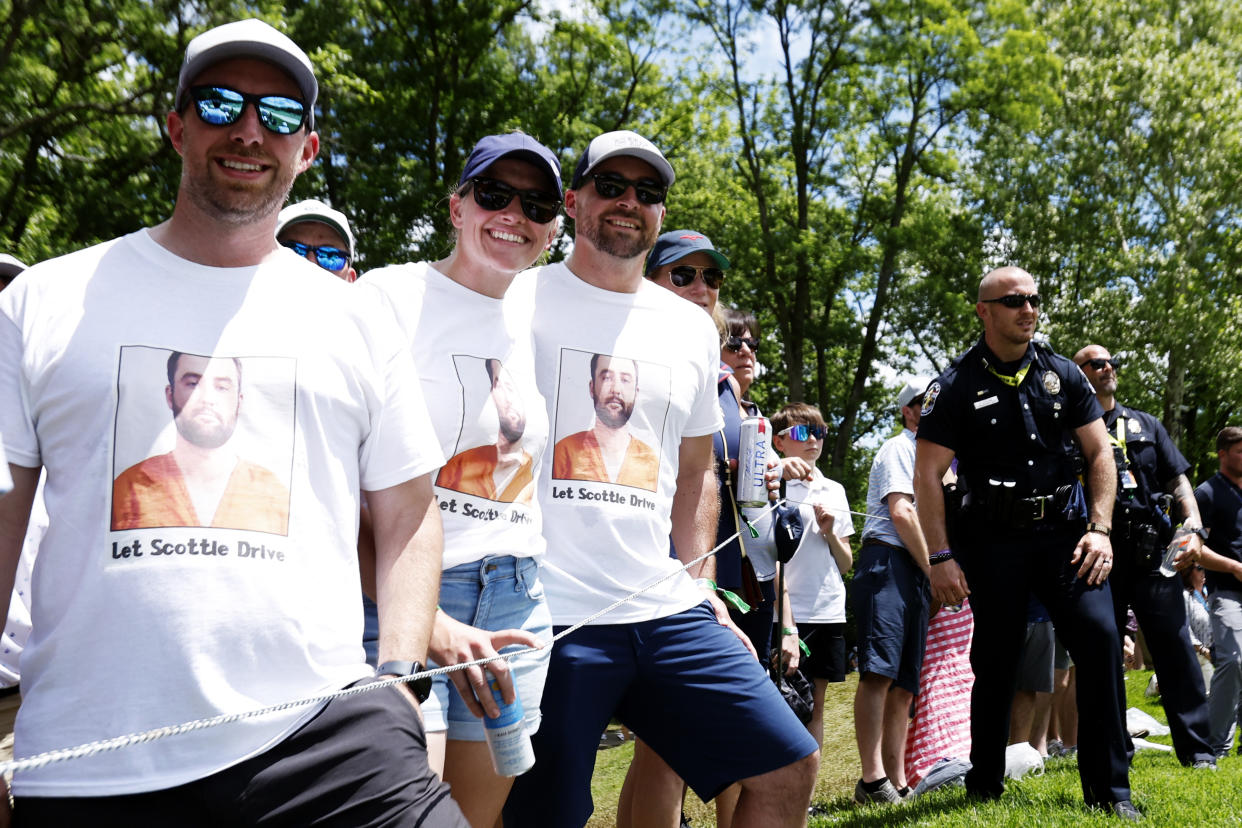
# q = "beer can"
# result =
<box><xmin>736</xmin><ymin>416</ymin><xmax>771</xmax><ymax>507</ymax></box>
<box><xmin>483</xmin><ymin>673</ymin><xmax>535</xmax><ymax>777</ymax></box>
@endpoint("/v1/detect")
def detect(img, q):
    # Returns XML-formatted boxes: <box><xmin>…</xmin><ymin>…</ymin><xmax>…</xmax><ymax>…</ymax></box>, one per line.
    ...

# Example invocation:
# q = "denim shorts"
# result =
<box><xmin>421</xmin><ymin>556</ymin><xmax>552</xmax><ymax>741</ymax></box>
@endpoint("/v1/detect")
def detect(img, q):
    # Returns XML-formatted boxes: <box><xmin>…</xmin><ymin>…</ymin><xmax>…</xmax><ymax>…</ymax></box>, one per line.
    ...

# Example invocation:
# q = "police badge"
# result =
<box><xmin>1128</xmin><ymin>418</ymin><xmax>1142</xmax><ymax>435</ymax></box>
<box><xmin>1042</xmin><ymin>371</ymin><xmax>1061</xmax><ymax>395</ymax></box>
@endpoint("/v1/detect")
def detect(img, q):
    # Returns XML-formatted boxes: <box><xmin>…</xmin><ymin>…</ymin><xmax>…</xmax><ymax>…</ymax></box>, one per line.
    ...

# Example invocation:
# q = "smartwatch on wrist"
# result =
<box><xmin>376</xmin><ymin>660</ymin><xmax>433</xmax><ymax>703</ymax></box>
<box><xmin>1191</xmin><ymin>526</ymin><xmax>1209</xmax><ymax>542</ymax></box>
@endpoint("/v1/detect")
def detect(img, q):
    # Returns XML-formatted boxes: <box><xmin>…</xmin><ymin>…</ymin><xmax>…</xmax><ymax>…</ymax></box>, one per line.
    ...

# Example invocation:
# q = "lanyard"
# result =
<box><xmin>1107</xmin><ymin>415</ymin><xmax>1130</xmax><ymax>464</ymax></box>
<box><xmin>983</xmin><ymin>359</ymin><xmax>1031</xmax><ymax>388</ymax></box>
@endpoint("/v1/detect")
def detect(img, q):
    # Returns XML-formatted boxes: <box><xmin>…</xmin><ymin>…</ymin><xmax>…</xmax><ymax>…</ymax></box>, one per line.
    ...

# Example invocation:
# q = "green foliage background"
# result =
<box><xmin>3</xmin><ymin>0</ymin><xmax>1240</xmax><ymax>502</ymax></box>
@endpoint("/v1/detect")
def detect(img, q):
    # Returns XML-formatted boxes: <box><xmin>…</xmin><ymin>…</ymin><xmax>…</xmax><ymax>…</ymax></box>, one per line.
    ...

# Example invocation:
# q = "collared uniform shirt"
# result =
<box><xmin>1102</xmin><ymin>404</ymin><xmax>1188</xmax><ymax>523</ymax></box>
<box><xmin>918</xmin><ymin>337</ymin><xmax>1101</xmax><ymax>499</ymax></box>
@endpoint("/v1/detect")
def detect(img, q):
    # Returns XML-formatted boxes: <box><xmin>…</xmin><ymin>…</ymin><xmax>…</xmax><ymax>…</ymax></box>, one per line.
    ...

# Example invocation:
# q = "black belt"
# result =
<box><xmin>1015</xmin><ymin>493</ymin><xmax>1057</xmax><ymax>523</ymax></box>
<box><xmin>964</xmin><ymin>483</ymin><xmax>1075</xmax><ymax>529</ymax></box>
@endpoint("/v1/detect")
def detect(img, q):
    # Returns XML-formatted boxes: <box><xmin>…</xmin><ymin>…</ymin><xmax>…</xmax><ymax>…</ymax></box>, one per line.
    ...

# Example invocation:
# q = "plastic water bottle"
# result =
<box><xmin>1160</xmin><ymin>527</ymin><xmax>1192</xmax><ymax>578</ymax></box>
<box><xmin>483</xmin><ymin>673</ymin><xmax>535</xmax><ymax>776</ymax></box>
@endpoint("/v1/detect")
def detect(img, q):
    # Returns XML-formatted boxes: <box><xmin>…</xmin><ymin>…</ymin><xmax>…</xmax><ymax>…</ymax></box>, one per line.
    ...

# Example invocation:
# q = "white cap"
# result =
<box><xmin>276</xmin><ymin>199</ymin><xmax>355</xmax><ymax>257</ymax></box>
<box><xmin>897</xmin><ymin>377</ymin><xmax>931</xmax><ymax>410</ymax></box>
<box><xmin>176</xmin><ymin>19</ymin><xmax>317</xmax><ymax>129</ymax></box>
<box><xmin>570</xmin><ymin>130</ymin><xmax>675</xmax><ymax>188</ymax></box>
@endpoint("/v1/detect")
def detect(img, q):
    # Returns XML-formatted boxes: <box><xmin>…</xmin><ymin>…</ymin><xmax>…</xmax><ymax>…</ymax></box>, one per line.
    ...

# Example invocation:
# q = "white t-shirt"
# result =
<box><xmin>516</xmin><ymin>263</ymin><xmax>724</xmax><ymax>625</ymax></box>
<box><xmin>363</xmin><ymin>262</ymin><xmax>547</xmax><ymax>569</ymax></box>
<box><xmin>0</xmin><ymin>229</ymin><xmax>443</xmax><ymax>796</ymax></box>
<box><xmin>782</xmin><ymin>469</ymin><xmax>855</xmax><ymax>623</ymax></box>
<box><xmin>862</xmin><ymin>428</ymin><xmax>916</xmax><ymax>546</ymax></box>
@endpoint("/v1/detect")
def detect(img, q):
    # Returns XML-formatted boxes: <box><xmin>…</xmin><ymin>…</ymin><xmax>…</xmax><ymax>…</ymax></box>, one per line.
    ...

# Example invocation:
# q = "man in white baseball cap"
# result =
<box><xmin>851</xmin><ymin>375</ymin><xmax>934</xmax><ymax>805</ymax></box>
<box><xmin>277</xmin><ymin>199</ymin><xmax>358</xmax><ymax>282</ymax></box>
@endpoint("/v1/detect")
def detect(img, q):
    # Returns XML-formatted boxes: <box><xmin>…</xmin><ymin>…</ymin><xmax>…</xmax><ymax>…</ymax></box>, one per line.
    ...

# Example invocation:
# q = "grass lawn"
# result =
<box><xmin>587</xmin><ymin>668</ymin><xmax>1241</xmax><ymax>826</ymax></box>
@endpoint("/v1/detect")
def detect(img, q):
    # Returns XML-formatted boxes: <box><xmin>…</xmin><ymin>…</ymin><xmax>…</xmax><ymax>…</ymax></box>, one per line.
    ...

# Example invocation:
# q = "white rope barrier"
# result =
<box><xmin>0</xmin><ymin>496</ymin><xmax>815</xmax><ymax>777</ymax></box>
<box><xmin>1</xmin><ymin>494</ymin><xmax>898</xmax><ymax>777</ymax></box>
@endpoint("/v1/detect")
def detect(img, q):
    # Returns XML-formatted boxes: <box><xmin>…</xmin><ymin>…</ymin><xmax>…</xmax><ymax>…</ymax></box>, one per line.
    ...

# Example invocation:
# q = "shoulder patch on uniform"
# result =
<box><xmin>1042</xmin><ymin>370</ymin><xmax>1061</xmax><ymax>395</ymax></box>
<box><xmin>921</xmin><ymin>381</ymin><xmax>941</xmax><ymax>416</ymax></box>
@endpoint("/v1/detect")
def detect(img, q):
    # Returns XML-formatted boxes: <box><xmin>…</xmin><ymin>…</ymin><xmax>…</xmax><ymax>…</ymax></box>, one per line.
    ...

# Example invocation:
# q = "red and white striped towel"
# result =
<box><xmin>904</xmin><ymin>600</ymin><xmax>975</xmax><ymax>786</ymax></box>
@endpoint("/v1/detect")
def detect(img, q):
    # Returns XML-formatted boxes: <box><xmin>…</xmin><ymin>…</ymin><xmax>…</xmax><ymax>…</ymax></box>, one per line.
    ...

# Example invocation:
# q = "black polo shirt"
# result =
<box><xmin>1195</xmin><ymin>472</ymin><xmax>1242</xmax><ymax>593</ymax></box>
<box><xmin>918</xmin><ymin>337</ymin><xmax>1101</xmax><ymax>496</ymax></box>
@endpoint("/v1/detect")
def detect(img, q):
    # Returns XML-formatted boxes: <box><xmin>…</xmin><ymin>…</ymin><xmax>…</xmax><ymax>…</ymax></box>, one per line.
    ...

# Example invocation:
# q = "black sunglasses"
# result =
<box><xmin>1079</xmin><ymin>357</ymin><xmax>1121</xmax><ymax>372</ymax></box>
<box><xmin>981</xmin><ymin>293</ymin><xmax>1041</xmax><ymax>309</ymax></box>
<box><xmin>189</xmin><ymin>86</ymin><xmax>306</xmax><ymax>135</ymax></box>
<box><xmin>468</xmin><ymin>177</ymin><xmax>561</xmax><ymax>224</ymax></box>
<box><xmin>724</xmin><ymin>335</ymin><xmax>759</xmax><ymax>353</ymax></box>
<box><xmin>669</xmin><ymin>265</ymin><xmax>725</xmax><ymax>290</ymax></box>
<box><xmin>587</xmin><ymin>173</ymin><xmax>667</xmax><ymax>205</ymax></box>
<box><xmin>281</xmin><ymin>240</ymin><xmax>350</xmax><ymax>272</ymax></box>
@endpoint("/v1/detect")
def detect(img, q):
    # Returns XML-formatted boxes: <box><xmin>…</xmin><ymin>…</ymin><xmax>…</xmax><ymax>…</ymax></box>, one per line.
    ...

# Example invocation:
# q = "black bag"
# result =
<box><xmin>772</xmin><ymin>665</ymin><xmax>814</xmax><ymax>724</ymax></box>
<box><xmin>772</xmin><ymin>479</ymin><xmax>804</xmax><ymax>565</ymax></box>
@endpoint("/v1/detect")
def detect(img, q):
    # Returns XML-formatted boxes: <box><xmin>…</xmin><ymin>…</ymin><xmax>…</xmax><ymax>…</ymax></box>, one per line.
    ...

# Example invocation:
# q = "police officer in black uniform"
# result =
<box><xmin>913</xmin><ymin>267</ymin><xmax>1138</xmax><ymax>820</ymax></box>
<box><xmin>1073</xmin><ymin>343</ymin><xmax>1216</xmax><ymax>769</ymax></box>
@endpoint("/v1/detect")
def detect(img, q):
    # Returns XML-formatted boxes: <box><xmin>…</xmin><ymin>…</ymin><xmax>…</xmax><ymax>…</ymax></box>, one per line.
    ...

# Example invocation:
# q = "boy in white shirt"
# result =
<box><xmin>772</xmin><ymin>402</ymin><xmax>855</xmax><ymax>749</ymax></box>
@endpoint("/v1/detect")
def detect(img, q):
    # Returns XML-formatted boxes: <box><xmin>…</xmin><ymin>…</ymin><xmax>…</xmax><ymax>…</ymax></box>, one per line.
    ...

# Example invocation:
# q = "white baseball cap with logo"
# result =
<box><xmin>570</xmin><ymin>130</ymin><xmax>675</xmax><ymax>189</ymax></box>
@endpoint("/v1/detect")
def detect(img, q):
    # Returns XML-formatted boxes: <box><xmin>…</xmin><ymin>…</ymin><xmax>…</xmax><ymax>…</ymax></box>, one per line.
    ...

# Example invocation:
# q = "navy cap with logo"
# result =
<box><xmin>645</xmin><ymin>230</ymin><xmax>730</xmax><ymax>277</ymax></box>
<box><xmin>459</xmin><ymin>133</ymin><xmax>562</xmax><ymax>194</ymax></box>
<box><xmin>175</xmin><ymin>19</ymin><xmax>318</xmax><ymax>130</ymax></box>
<box><xmin>570</xmin><ymin>130</ymin><xmax>675</xmax><ymax>189</ymax></box>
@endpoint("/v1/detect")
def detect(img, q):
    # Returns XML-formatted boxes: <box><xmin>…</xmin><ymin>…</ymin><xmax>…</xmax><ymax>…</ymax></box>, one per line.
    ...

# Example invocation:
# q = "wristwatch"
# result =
<box><xmin>1191</xmin><ymin>526</ymin><xmax>1209</xmax><ymax>542</ymax></box>
<box><xmin>1086</xmin><ymin>522</ymin><xmax>1111</xmax><ymax>537</ymax></box>
<box><xmin>376</xmin><ymin>660</ymin><xmax>434</xmax><ymax>703</ymax></box>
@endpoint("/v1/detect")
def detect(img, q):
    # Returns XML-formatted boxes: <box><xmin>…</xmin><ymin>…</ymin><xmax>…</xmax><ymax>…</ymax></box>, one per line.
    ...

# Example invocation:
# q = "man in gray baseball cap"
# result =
<box><xmin>0</xmin><ymin>19</ymin><xmax>464</xmax><ymax>826</ymax></box>
<box><xmin>503</xmin><ymin>130</ymin><xmax>819</xmax><ymax>828</ymax></box>
<box><xmin>175</xmin><ymin>17</ymin><xmax>317</xmax><ymax>129</ymax></box>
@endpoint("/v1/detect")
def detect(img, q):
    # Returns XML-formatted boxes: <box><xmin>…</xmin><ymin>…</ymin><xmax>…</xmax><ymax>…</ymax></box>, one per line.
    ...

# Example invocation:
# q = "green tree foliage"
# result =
<box><xmin>975</xmin><ymin>0</ymin><xmax>1242</xmax><ymax>478</ymax></box>
<box><xmin>4</xmin><ymin>0</ymin><xmax>1239</xmax><ymax>498</ymax></box>
<box><xmin>0</xmin><ymin>0</ymin><xmax>276</xmax><ymax>262</ymax></box>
